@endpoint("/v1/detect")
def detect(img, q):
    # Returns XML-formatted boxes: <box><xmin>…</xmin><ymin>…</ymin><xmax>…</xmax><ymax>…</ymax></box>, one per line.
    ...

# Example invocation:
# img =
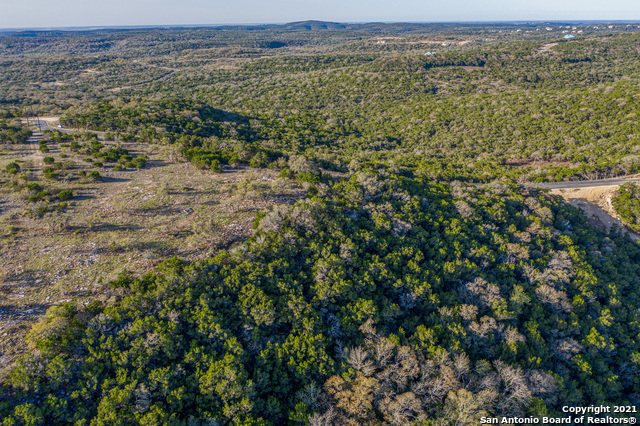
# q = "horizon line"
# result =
<box><xmin>2</xmin><ymin>18</ymin><xmax>640</xmax><ymax>33</ymax></box>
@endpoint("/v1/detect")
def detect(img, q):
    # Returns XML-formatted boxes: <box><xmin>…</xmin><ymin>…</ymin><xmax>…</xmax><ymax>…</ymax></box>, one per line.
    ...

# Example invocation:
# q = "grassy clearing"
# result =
<box><xmin>0</xmin><ymin>133</ymin><xmax>305</xmax><ymax>366</ymax></box>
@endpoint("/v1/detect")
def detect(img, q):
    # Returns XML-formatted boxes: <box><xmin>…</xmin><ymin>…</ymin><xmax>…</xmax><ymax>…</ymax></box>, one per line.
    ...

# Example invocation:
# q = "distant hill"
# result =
<box><xmin>280</xmin><ymin>20</ymin><xmax>348</xmax><ymax>31</ymax></box>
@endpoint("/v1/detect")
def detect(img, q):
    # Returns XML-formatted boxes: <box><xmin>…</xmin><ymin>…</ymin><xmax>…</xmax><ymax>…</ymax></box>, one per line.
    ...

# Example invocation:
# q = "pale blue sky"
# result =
<box><xmin>1</xmin><ymin>0</ymin><xmax>638</xmax><ymax>29</ymax></box>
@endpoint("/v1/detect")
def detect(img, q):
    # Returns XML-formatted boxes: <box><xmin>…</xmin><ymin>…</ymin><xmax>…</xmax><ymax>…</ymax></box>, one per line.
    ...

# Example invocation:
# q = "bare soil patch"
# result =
<box><xmin>550</xmin><ymin>185</ymin><xmax>640</xmax><ymax>239</ymax></box>
<box><xmin>506</xmin><ymin>158</ymin><xmax>580</xmax><ymax>168</ymax></box>
<box><xmin>537</xmin><ymin>42</ymin><xmax>558</xmax><ymax>54</ymax></box>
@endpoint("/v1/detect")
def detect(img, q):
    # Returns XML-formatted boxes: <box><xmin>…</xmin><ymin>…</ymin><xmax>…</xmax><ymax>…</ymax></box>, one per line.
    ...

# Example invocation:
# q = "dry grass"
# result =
<box><xmin>0</xmin><ymin>136</ymin><xmax>305</xmax><ymax>366</ymax></box>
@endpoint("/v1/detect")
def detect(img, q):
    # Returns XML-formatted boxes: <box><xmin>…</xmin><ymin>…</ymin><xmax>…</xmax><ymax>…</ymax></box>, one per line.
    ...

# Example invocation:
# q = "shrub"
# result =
<box><xmin>26</xmin><ymin>304</ymin><xmax>78</xmax><ymax>351</ymax></box>
<box><xmin>209</xmin><ymin>159</ymin><xmax>222</xmax><ymax>173</ymax></box>
<box><xmin>296</xmin><ymin>171</ymin><xmax>322</xmax><ymax>184</ymax></box>
<box><xmin>28</xmin><ymin>190</ymin><xmax>49</xmax><ymax>202</ymax></box>
<box><xmin>92</xmin><ymin>162</ymin><xmax>103</xmax><ymax>168</ymax></box>
<box><xmin>88</xmin><ymin>171</ymin><xmax>102</xmax><ymax>181</ymax></box>
<box><xmin>39</xmin><ymin>146</ymin><xmax>49</xmax><ymax>153</ymax></box>
<box><xmin>26</xmin><ymin>182</ymin><xmax>42</xmax><ymax>192</ymax></box>
<box><xmin>58</xmin><ymin>190</ymin><xmax>73</xmax><ymax>201</ymax></box>
<box><xmin>288</xmin><ymin>155</ymin><xmax>319</xmax><ymax>174</ymax></box>
<box><xmin>43</xmin><ymin>157</ymin><xmax>54</xmax><ymax>164</ymax></box>
<box><xmin>279</xmin><ymin>168</ymin><xmax>295</xmax><ymax>179</ymax></box>
<box><xmin>250</xmin><ymin>152</ymin><xmax>268</xmax><ymax>168</ymax></box>
<box><xmin>133</xmin><ymin>157</ymin><xmax>147</xmax><ymax>168</ymax></box>
<box><xmin>253</xmin><ymin>211</ymin><xmax>267</xmax><ymax>229</ymax></box>
<box><xmin>60</xmin><ymin>161</ymin><xmax>75</xmax><ymax>170</ymax></box>
<box><xmin>5</xmin><ymin>162</ymin><xmax>20</xmax><ymax>174</ymax></box>
<box><xmin>113</xmin><ymin>164</ymin><xmax>124</xmax><ymax>171</ymax></box>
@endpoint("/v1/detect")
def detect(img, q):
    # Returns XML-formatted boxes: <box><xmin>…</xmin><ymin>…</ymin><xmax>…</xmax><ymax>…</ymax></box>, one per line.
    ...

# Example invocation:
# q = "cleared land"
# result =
<box><xmin>0</xmin><ymin>130</ymin><xmax>305</xmax><ymax>367</ymax></box>
<box><xmin>546</xmin><ymin>184</ymin><xmax>640</xmax><ymax>239</ymax></box>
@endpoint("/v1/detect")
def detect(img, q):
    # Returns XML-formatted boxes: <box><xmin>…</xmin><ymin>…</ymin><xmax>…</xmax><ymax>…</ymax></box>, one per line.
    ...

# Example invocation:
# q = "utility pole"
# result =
<box><xmin>30</xmin><ymin>105</ymin><xmax>41</xmax><ymax>131</ymax></box>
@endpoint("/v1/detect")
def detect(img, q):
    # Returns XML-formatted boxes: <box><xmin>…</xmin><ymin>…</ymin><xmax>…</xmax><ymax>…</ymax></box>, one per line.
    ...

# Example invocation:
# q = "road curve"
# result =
<box><xmin>529</xmin><ymin>176</ymin><xmax>640</xmax><ymax>190</ymax></box>
<box><xmin>31</xmin><ymin>119</ymin><xmax>76</xmax><ymax>134</ymax></box>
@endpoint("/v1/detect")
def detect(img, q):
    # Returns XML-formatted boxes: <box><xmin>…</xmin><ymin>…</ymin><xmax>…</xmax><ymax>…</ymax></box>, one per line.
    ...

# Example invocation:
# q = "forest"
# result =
<box><xmin>2</xmin><ymin>21</ymin><xmax>640</xmax><ymax>425</ymax></box>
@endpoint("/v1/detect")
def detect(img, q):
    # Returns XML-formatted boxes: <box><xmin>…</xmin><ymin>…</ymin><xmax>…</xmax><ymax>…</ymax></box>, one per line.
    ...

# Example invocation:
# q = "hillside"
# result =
<box><xmin>2</xmin><ymin>22</ymin><xmax>640</xmax><ymax>425</ymax></box>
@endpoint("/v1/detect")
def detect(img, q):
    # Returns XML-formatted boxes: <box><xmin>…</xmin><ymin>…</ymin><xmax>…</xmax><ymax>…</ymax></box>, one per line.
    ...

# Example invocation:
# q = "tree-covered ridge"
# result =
<box><xmin>44</xmin><ymin>33</ymin><xmax>640</xmax><ymax>184</ymax></box>
<box><xmin>3</xmin><ymin>174</ymin><xmax>640</xmax><ymax>424</ymax></box>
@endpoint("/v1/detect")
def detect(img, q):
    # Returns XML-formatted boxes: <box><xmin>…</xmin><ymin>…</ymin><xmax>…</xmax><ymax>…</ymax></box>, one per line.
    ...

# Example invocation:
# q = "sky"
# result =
<box><xmin>1</xmin><ymin>0</ymin><xmax>639</xmax><ymax>29</ymax></box>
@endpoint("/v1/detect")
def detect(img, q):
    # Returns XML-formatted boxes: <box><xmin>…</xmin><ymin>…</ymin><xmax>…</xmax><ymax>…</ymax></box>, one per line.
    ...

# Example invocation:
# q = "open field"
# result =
<box><xmin>0</xmin><ymin>130</ymin><xmax>305</xmax><ymax>367</ymax></box>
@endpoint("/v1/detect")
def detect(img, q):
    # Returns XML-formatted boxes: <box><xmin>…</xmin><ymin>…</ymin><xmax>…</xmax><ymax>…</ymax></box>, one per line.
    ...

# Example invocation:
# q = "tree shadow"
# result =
<box><xmin>141</xmin><ymin>159</ymin><xmax>168</xmax><ymax>169</ymax></box>
<box><xmin>101</xmin><ymin>176</ymin><xmax>131</xmax><ymax>183</ymax></box>
<box><xmin>134</xmin><ymin>204</ymin><xmax>186</xmax><ymax>216</ymax></box>
<box><xmin>124</xmin><ymin>240</ymin><xmax>168</xmax><ymax>253</ymax></box>
<box><xmin>0</xmin><ymin>303</ymin><xmax>49</xmax><ymax>318</ymax></box>
<box><xmin>567</xmin><ymin>197</ymin><xmax>640</xmax><ymax>240</ymax></box>
<box><xmin>72</xmin><ymin>193</ymin><xmax>95</xmax><ymax>201</ymax></box>
<box><xmin>89</xmin><ymin>222</ymin><xmax>142</xmax><ymax>232</ymax></box>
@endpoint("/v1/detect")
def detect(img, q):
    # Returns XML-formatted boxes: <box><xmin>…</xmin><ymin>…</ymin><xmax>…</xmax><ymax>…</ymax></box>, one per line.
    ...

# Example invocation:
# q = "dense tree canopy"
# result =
<box><xmin>3</xmin><ymin>174</ymin><xmax>640</xmax><ymax>424</ymax></box>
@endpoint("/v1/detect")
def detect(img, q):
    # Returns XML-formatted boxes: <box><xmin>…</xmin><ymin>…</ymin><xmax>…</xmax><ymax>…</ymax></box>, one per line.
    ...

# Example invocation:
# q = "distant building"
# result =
<box><xmin>425</xmin><ymin>52</ymin><xmax>436</xmax><ymax>56</ymax></box>
<box><xmin>564</xmin><ymin>34</ymin><xmax>575</xmax><ymax>39</ymax></box>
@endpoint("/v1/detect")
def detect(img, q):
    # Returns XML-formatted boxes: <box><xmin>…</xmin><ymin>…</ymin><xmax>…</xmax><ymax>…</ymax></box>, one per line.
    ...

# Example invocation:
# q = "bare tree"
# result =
<box><xmin>308</xmin><ymin>406</ymin><xmax>336</xmax><ymax>426</ymax></box>
<box><xmin>535</xmin><ymin>284</ymin><xmax>572</xmax><ymax>314</ymax></box>
<box><xmin>494</xmin><ymin>361</ymin><xmax>532</xmax><ymax>417</ymax></box>
<box><xmin>347</xmin><ymin>346</ymin><xmax>375</xmax><ymax>376</ymax></box>
<box><xmin>459</xmin><ymin>277</ymin><xmax>502</xmax><ymax>311</ymax></box>
<box><xmin>379</xmin><ymin>392</ymin><xmax>425</xmax><ymax>425</ymax></box>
